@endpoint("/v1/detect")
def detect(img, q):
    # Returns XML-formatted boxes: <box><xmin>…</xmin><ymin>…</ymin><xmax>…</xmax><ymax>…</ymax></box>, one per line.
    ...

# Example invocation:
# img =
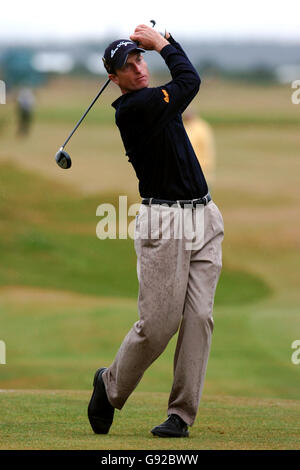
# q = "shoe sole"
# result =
<box><xmin>88</xmin><ymin>368</ymin><xmax>113</xmax><ymax>434</ymax></box>
<box><xmin>151</xmin><ymin>429</ymin><xmax>189</xmax><ymax>438</ymax></box>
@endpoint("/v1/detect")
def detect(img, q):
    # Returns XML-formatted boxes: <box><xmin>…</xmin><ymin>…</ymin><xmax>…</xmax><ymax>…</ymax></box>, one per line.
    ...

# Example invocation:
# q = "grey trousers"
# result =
<box><xmin>102</xmin><ymin>199</ymin><xmax>224</xmax><ymax>426</ymax></box>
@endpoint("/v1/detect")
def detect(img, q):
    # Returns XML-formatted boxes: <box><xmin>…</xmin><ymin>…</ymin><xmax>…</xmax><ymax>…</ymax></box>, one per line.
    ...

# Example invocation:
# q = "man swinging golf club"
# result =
<box><xmin>88</xmin><ymin>24</ymin><xmax>224</xmax><ymax>438</ymax></box>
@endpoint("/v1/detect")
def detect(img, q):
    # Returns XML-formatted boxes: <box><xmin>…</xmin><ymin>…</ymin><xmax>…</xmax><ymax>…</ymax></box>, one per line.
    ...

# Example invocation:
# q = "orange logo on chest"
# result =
<box><xmin>161</xmin><ymin>89</ymin><xmax>169</xmax><ymax>103</ymax></box>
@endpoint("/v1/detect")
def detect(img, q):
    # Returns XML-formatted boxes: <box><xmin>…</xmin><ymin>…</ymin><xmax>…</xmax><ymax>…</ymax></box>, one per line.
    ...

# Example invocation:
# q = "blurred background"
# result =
<box><xmin>0</xmin><ymin>0</ymin><xmax>299</xmax><ymax>403</ymax></box>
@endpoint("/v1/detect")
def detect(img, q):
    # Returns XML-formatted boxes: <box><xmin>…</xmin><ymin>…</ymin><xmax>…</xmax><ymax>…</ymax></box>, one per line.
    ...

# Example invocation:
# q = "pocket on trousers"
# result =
<box><xmin>211</xmin><ymin>202</ymin><xmax>224</xmax><ymax>235</ymax></box>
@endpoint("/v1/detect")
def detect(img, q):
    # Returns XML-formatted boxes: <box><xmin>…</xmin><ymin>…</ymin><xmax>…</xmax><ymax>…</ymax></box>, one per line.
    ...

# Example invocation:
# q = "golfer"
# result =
<box><xmin>88</xmin><ymin>24</ymin><xmax>224</xmax><ymax>438</ymax></box>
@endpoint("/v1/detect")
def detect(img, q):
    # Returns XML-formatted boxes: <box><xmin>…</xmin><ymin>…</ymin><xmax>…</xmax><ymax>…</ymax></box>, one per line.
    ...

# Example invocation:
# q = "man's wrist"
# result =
<box><xmin>154</xmin><ymin>36</ymin><xmax>170</xmax><ymax>53</ymax></box>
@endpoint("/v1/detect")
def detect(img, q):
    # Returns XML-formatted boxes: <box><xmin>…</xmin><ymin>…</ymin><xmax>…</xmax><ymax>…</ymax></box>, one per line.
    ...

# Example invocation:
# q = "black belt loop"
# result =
<box><xmin>202</xmin><ymin>194</ymin><xmax>209</xmax><ymax>206</ymax></box>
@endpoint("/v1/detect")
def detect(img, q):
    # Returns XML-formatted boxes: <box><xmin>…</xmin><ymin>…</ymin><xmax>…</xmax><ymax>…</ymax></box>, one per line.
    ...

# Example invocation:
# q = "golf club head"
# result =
<box><xmin>55</xmin><ymin>149</ymin><xmax>72</xmax><ymax>169</ymax></box>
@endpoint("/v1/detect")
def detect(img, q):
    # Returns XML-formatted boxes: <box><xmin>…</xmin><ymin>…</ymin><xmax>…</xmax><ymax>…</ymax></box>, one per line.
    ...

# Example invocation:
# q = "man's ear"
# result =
<box><xmin>108</xmin><ymin>73</ymin><xmax>119</xmax><ymax>86</ymax></box>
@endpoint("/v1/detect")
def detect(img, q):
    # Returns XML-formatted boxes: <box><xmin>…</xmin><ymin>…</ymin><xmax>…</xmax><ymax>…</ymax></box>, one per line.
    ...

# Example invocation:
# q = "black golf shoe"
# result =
<box><xmin>88</xmin><ymin>367</ymin><xmax>115</xmax><ymax>434</ymax></box>
<box><xmin>151</xmin><ymin>414</ymin><xmax>189</xmax><ymax>438</ymax></box>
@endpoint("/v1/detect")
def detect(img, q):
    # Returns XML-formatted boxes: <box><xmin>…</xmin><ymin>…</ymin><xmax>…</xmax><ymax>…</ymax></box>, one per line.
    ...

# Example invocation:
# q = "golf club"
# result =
<box><xmin>55</xmin><ymin>78</ymin><xmax>110</xmax><ymax>169</ymax></box>
<box><xmin>54</xmin><ymin>20</ymin><xmax>156</xmax><ymax>170</ymax></box>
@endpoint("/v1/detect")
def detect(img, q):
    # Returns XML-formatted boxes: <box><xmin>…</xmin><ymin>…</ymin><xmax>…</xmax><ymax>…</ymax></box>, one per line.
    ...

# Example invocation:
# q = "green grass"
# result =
<box><xmin>0</xmin><ymin>390</ymin><xmax>299</xmax><ymax>450</ymax></box>
<box><xmin>0</xmin><ymin>284</ymin><xmax>298</xmax><ymax>398</ymax></box>
<box><xmin>0</xmin><ymin>77</ymin><xmax>299</xmax><ymax>450</ymax></box>
<box><xmin>0</xmin><ymin>162</ymin><xmax>270</xmax><ymax>303</ymax></box>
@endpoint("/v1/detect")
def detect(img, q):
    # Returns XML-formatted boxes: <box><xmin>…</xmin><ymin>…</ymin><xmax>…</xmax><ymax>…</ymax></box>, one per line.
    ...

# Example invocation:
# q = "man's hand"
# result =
<box><xmin>130</xmin><ymin>24</ymin><xmax>170</xmax><ymax>52</ymax></box>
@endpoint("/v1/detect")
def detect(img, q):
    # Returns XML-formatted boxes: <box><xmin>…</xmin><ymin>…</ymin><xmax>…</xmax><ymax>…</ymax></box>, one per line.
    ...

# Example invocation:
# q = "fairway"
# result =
<box><xmin>0</xmin><ymin>77</ymin><xmax>299</xmax><ymax>449</ymax></box>
<box><xmin>0</xmin><ymin>390</ymin><xmax>299</xmax><ymax>450</ymax></box>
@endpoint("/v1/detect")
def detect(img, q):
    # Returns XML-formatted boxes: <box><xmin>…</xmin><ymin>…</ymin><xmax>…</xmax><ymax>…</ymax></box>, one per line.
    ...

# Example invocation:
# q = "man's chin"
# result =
<box><xmin>123</xmin><ymin>80</ymin><xmax>149</xmax><ymax>93</ymax></box>
<box><xmin>135</xmin><ymin>77</ymin><xmax>149</xmax><ymax>89</ymax></box>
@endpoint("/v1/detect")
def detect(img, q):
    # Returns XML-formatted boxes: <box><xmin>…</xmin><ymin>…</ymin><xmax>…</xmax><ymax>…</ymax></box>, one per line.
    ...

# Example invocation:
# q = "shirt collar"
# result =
<box><xmin>111</xmin><ymin>95</ymin><xmax>124</xmax><ymax>109</ymax></box>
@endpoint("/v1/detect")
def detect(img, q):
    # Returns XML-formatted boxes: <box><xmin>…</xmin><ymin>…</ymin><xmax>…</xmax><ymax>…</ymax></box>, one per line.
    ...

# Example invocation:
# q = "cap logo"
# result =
<box><xmin>110</xmin><ymin>41</ymin><xmax>133</xmax><ymax>58</ymax></box>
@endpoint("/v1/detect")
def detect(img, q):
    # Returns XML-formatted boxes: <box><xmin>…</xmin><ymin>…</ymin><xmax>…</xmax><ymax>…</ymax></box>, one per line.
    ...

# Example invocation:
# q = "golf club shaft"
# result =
<box><xmin>60</xmin><ymin>78</ymin><xmax>111</xmax><ymax>151</ymax></box>
<box><xmin>59</xmin><ymin>20</ymin><xmax>156</xmax><ymax>152</ymax></box>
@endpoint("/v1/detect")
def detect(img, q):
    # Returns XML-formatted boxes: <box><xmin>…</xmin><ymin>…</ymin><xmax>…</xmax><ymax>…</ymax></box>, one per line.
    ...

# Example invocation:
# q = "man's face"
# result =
<box><xmin>109</xmin><ymin>52</ymin><xmax>150</xmax><ymax>94</ymax></box>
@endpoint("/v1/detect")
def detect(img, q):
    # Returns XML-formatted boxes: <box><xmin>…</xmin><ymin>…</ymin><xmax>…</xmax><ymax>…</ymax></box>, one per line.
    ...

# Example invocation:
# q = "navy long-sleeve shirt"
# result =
<box><xmin>111</xmin><ymin>35</ymin><xmax>208</xmax><ymax>200</ymax></box>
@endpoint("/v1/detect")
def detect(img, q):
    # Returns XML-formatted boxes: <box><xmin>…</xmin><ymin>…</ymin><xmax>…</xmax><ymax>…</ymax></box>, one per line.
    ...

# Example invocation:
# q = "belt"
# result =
<box><xmin>142</xmin><ymin>192</ymin><xmax>211</xmax><ymax>208</ymax></box>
